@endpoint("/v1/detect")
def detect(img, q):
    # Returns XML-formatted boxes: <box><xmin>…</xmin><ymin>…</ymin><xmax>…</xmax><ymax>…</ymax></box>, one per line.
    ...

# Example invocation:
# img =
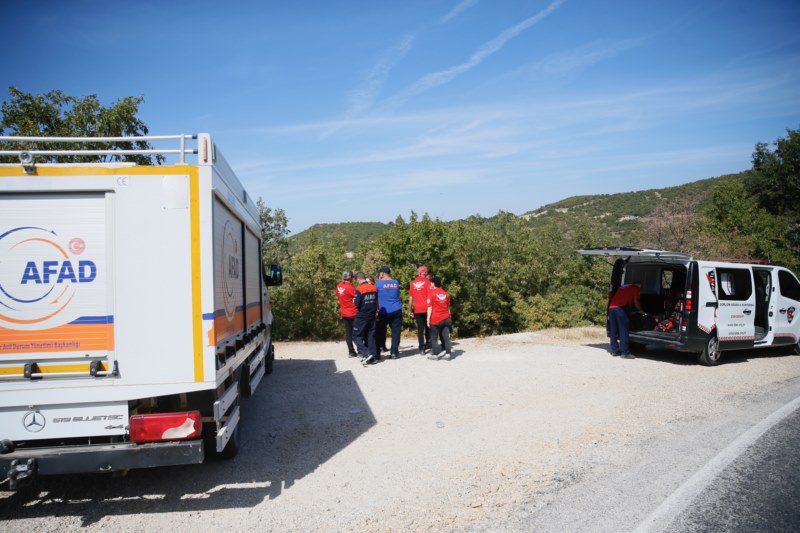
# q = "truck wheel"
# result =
<box><xmin>218</xmin><ymin>422</ymin><xmax>240</xmax><ymax>459</ymax></box>
<box><xmin>265</xmin><ymin>344</ymin><xmax>275</xmax><ymax>375</ymax></box>
<box><xmin>697</xmin><ymin>335</ymin><xmax>722</xmax><ymax>366</ymax></box>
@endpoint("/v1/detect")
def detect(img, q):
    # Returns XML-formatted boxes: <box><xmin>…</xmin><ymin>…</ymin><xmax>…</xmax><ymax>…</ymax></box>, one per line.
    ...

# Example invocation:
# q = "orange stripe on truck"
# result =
<box><xmin>0</xmin><ymin>323</ymin><xmax>114</xmax><ymax>354</ymax></box>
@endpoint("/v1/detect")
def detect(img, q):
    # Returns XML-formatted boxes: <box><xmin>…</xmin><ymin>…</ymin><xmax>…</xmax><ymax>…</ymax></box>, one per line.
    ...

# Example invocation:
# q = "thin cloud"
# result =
<box><xmin>345</xmin><ymin>34</ymin><xmax>415</xmax><ymax>118</ymax></box>
<box><xmin>384</xmin><ymin>0</ymin><xmax>566</xmax><ymax>108</ymax></box>
<box><xmin>528</xmin><ymin>37</ymin><xmax>646</xmax><ymax>77</ymax></box>
<box><xmin>439</xmin><ymin>0</ymin><xmax>478</xmax><ymax>24</ymax></box>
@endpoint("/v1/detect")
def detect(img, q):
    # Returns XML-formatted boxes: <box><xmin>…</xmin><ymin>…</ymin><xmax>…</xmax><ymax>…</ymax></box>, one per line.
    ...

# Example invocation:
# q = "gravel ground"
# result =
<box><xmin>2</xmin><ymin>327</ymin><xmax>799</xmax><ymax>532</ymax></box>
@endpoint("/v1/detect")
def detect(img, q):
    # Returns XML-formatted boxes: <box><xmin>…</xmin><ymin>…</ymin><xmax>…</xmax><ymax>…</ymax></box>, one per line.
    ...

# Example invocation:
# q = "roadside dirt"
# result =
<box><xmin>2</xmin><ymin>327</ymin><xmax>799</xmax><ymax>532</ymax></box>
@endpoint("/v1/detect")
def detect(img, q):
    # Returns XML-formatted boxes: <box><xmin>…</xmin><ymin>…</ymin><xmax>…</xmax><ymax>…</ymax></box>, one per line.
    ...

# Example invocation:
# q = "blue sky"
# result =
<box><xmin>2</xmin><ymin>1</ymin><xmax>799</xmax><ymax>234</ymax></box>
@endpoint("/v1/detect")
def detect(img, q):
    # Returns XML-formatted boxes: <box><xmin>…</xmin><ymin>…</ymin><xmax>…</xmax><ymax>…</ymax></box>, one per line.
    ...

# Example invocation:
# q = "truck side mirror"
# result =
<box><xmin>264</xmin><ymin>264</ymin><xmax>283</xmax><ymax>287</ymax></box>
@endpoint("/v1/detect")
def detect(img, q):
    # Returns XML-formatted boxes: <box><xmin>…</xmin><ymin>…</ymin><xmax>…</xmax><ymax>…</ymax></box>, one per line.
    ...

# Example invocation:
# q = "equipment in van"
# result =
<box><xmin>578</xmin><ymin>247</ymin><xmax>800</xmax><ymax>366</ymax></box>
<box><xmin>0</xmin><ymin>134</ymin><xmax>282</xmax><ymax>489</ymax></box>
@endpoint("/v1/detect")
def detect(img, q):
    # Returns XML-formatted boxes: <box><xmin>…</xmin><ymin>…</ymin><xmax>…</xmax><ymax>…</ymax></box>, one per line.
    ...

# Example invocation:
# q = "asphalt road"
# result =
<box><xmin>667</xmin><ymin>407</ymin><xmax>800</xmax><ymax>532</ymax></box>
<box><xmin>500</xmin><ymin>370</ymin><xmax>800</xmax><ymax>533</ymax></box>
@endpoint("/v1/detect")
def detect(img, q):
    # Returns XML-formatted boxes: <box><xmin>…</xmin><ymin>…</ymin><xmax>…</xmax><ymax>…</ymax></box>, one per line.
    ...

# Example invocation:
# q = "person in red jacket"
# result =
<box><xmin>409</xmin><ymin>265</ymin><xmax>432</xmax><ymax>354</ymax></box>
<box><xmin>336</xmin><ymin>270</ymin><xmax>358</xmax><ymax>357</ymax></box>
<box><xmin>426</xmin><ymin>276</ymin><xmax>452</xmax><ymax>360</ymax></box>
<box><xmin>608</xmin><ymin>281</ymin><xmax>646</xmax><ymax>359</ymax></box>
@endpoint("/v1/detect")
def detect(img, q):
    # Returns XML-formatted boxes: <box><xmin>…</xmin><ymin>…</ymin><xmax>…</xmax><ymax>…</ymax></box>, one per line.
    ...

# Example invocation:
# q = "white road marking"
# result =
<box><xmin>635</xmin><ymin>393</ymin><xmax>800</xmax><ymax>533</ymax></box>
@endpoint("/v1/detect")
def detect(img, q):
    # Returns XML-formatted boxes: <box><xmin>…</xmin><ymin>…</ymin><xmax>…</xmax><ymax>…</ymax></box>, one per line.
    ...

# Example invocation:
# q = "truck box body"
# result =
<box><xmin>0</xmin><ymin>134</ymin><xmax>278</xmax><ymax>484</ymax></box>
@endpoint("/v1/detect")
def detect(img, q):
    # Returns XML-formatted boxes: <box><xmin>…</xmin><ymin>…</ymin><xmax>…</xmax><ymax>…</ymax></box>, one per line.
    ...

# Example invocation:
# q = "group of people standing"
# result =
<box><xmin>335</xmin><ymin>265</ymin><xmax>452</xmax><ymax>365</ymax></box>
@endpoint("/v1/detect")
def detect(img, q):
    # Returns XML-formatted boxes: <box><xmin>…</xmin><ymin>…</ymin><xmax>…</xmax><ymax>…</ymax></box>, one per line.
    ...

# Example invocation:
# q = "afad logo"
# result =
<box><xmin>221</xmin><ymin>220</ymin><xmax>241</xmax><ymax>322</ymax></box>
<box><xmin>0</xmin><ymin>226</ymin><xmax>97</xmax><ymax>331</ymax></box>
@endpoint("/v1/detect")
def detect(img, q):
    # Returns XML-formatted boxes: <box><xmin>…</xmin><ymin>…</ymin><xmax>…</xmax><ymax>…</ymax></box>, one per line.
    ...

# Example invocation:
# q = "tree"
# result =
<box><xmin>635</xmin><ymin>197</ymin><xmax>701</xmax><ymax>253</ymax></box>
<box><xmin>701</xmin><ymin>179</ymin><xmax>796</xmax><ymax>268</ymax></box>
<box><xmin>257</xmin><ymin>197</ymin><xmax>290</xmax><ymax>267</ymax></box>
<box><xmin>748</xmin><ymin>127</ymin><xmax>800</xmax><ymax>222</ymax></box>
<box><xmin>0</xmin><ymin>86</ymin><xmax>162</xmax><ymax>165</ymax></box>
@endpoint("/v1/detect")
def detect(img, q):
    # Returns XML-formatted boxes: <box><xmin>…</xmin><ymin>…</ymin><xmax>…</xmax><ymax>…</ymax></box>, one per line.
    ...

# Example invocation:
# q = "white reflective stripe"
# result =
<box><xmin>213</xmin><ymin>383</ymin><xmax>239</xmax><ymax>421</ymax></box>
<box><xmin>635</xmin><ymin>393</ymin><xmax>800</xmax><ymax>532</ymax></box>
<box><xmin>215</xmin><ymin>405</ymin><xmax>240</xmax><ymax>452</ymax></box>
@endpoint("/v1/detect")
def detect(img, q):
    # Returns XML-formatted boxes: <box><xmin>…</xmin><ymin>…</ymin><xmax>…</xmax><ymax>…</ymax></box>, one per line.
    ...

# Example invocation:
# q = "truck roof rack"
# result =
<box><xmin>0</xmin><ymin>134</ymin><xmax>200</xmax><ymax>165</ymax></box>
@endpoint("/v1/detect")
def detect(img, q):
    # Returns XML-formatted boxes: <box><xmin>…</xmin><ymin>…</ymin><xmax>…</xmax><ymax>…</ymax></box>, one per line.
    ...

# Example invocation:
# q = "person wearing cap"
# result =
<box><xmin>353</xmin><ymin>271</ymin><xmax>379</xmax><ymax>364</ymax></box>
<box><xmin>409</xmin><ymin>265</ymin><xmax>433</xmax><ymax>354</ymax></box>
<box><xmin>376</xmin><ymin>266</ymin><xmax>403</xmax><ymax>359</ymax></box>
<box><xmin>426</xmin><ymin>276</ymin><xmax>453</xmax><ymax>360</ymax></box>
<box><xmin>336</xmin><ymin>270</ymin><xmax>358</xmax><ymax>357</ymax></box>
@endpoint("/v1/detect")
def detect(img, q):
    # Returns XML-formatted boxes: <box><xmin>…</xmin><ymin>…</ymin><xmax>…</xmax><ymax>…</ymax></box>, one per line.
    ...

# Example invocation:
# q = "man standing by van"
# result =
<box><xmin>609</xmin><ymin>281</ymin><xmax>646</xmax><ymax>359</ymax></box>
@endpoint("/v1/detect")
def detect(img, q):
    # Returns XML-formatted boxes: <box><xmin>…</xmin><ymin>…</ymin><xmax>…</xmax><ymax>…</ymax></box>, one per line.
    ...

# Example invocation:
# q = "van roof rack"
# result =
<box><xmin>577</xmin><ymin>247</ymin><xmax>692</xmax><ymax>260</ymax></box>
<box><xmin>705</xmin><ymin>258</ymin><xmax>771</xmax><ymax>264</ymax></box>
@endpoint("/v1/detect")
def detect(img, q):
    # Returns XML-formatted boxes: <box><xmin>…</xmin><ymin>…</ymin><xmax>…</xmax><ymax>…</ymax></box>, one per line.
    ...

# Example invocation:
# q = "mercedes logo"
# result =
<box><xmin>22</xmin><ymin>410</ymin><xmax>46</xmax><ymax>433</ymax></box>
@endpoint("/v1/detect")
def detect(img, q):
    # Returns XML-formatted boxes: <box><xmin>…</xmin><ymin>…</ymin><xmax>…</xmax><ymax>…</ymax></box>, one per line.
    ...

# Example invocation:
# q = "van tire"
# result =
<box><xmin>792</xmin><ymin>341</ymin><xmax>800</xmax><ymax>356</ymax></box>
<box><xmin>697</xmin><ymin>335</ymin><xmax>722</xmax><ymax>366</ymax></box>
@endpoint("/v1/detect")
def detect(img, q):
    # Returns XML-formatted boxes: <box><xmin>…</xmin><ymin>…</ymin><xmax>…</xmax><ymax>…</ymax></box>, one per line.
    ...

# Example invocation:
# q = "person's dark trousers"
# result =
<box><xmin>431</xmin><ymin>318</ymin><xmax>452</xmax><ymax>355</ymax></box>
<box><xmin>384</xmin><ymin>309</ymin><xmax>403</xmax><ymax>355</ymax></box>
<box><xmin>414</xmin><ymin>313</ymin><xmax>430</xmax><ymax>350</ymax></box>
<box><xmin>609</xmin><ymin>307</ymin><xmax>629</xmax><ymax>354</ymax></box>
<box><xmin>353</xmin><ymin>316</ymin><xmax>378</xmax><ymax>357</ymax></box>
<box><xmin>342</xmin><ymin>317</ymin><xmax>356</xmax><ymax>355</ymax></box>
<box><xmin>376</xmin><ymin>314</ymin><xmax>388</xmax><ymax>353</ymax></box>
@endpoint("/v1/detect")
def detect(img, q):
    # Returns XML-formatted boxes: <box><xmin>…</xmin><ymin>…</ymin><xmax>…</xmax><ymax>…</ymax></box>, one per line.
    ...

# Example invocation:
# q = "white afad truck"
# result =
<box><xmin>0</xmin><ymin>134</ymin><xmax>282</xmax><ymax>489</ymax></box>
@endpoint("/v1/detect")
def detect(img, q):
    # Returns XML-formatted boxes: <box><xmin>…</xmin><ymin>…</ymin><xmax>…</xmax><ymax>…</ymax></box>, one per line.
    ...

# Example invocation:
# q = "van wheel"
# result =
<box><xmin>697</xmin><ymin>335</ymin><xmax>722</xmax><ymax>366</ymax></box>
<box><xmin>792</xmin><ymin>341</ymin><xmax>800</xmax><ymax>356</ymax></box>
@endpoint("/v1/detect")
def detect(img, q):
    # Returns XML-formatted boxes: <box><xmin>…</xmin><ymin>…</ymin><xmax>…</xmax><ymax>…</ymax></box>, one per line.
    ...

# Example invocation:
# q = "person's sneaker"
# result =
<box><xmin>621</xmin><ymin>353</ymin><xmax>635</xmax><ymax>359</ymax></box>
<box><xmin>362</xmin><ymin>354</ymin><xmax>376</xmax><ymax>365</ymax></box>
<box><xmin>441</xmin><ymin>352</ymin><xmax>452</xmax><ymax>360</ymax></box>
<box><xmin>390</xmin><ymin>351</ymin><xmax>399</xmax><ymax>359</ymax></box>
<box><xmin>427</xmin><ymin>353</ymin><xmax>441</xmax><ymax>360</ymax></box>
<box><xmin>348</xmin><ymin>351</ymin><xmax>358</xmax><ymax>358</ymax></box>
<box><xmin>612</xmin><ymin>351</ymin><xmax>621</xmax><ymax>357</ymax></box>
<box><xmin>420</xmin><ymin>347</ymin><xmax>427</xmax><ymax>355</ymax></box>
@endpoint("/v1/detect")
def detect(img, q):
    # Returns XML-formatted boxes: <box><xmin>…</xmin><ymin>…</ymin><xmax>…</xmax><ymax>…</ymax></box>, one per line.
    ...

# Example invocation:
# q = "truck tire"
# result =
<box><xmin>265</xmin><ymin>344</ymin><xmax>275</xmax><ymax>375</ymax></box>
<box><xmin>697</xmin><ymin>335</ymin><xmax>722</xmax><ymax>366</ymax></box>
<box><xmin>218</xmin><ymin>422</ymin><xmax>240</xmax><ymax>459</ymax></box>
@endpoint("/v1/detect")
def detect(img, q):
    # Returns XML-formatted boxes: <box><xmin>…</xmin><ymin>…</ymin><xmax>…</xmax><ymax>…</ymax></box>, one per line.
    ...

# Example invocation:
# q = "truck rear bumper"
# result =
<box><xmin>1</xmin><ymin>439</ymin><xmax>204</xmax><ymax>478</ymax></box>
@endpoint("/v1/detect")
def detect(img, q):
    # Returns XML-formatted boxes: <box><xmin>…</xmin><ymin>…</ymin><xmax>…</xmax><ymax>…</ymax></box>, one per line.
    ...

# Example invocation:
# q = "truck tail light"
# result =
<box><xmin>684</xmin><ymin>290</ymin><xmax>693</xmax><ymax>311</ymax></box>
<box><xmin>130</xmin><ymin>411</ymin><xmax>202</xmax><ymax>443</ymax></box>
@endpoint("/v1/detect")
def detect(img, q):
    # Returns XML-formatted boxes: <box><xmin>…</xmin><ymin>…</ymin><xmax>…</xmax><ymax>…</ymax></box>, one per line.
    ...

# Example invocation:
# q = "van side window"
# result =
<box><xmin>779</xmin><ymin>270</ymin><xmax>800</xmax><ymax>301</ymax></box>
<box><xmin>716</xmin><ymin>268</ymin><xmax>752</xmax><ymax>301</ymax></box>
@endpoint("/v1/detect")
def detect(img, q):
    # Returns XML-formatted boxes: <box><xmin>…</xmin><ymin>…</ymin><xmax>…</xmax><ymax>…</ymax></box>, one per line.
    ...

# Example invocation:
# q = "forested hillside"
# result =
<box><xmin>289</xmin><ymin>222</ymin><xmax>391</xmax><ymax>254</ymax></box>
<box><xmin>264</xmin><ymin>129</ymin><xmax>799</xmax><ymax>341</ymax></box>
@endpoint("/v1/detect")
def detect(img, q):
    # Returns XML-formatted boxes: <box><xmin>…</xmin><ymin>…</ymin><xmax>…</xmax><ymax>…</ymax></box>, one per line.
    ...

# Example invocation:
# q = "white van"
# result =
<box><xmin>578</xmin><ymin>247</ymin><xmax>800</xmax><ymax>365</ymax></box>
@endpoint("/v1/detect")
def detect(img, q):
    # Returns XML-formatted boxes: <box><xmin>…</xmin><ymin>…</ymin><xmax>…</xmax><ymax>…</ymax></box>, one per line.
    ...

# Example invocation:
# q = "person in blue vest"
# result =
<box><xmin>376</xmin><ymin>265</ymin><xmax>403</xmax><ymax>359</ymax></box>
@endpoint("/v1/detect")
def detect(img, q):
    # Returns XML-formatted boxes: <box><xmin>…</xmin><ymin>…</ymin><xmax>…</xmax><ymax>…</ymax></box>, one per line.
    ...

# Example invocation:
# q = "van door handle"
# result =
<box><xmin>743</xmin><ymin>309</ymin><xmax>752</xmax><ymax>315</ymax></box>
<box><xmin>706</xmin><ymin>302</ymin><xmax>718</xmax><ymax>308</ymax></box>
<box><xmin>779</xmin><ymin>308</ymin><xmax>788</xmax><ymax>314</ymax></box>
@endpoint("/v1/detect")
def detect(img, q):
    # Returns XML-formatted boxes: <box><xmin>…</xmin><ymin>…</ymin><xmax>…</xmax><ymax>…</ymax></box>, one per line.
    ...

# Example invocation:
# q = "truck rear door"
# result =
<box><xmin>0</xmin><ymin>192</ymin><xmax>115</xmax><ymax>378</ymax></box>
